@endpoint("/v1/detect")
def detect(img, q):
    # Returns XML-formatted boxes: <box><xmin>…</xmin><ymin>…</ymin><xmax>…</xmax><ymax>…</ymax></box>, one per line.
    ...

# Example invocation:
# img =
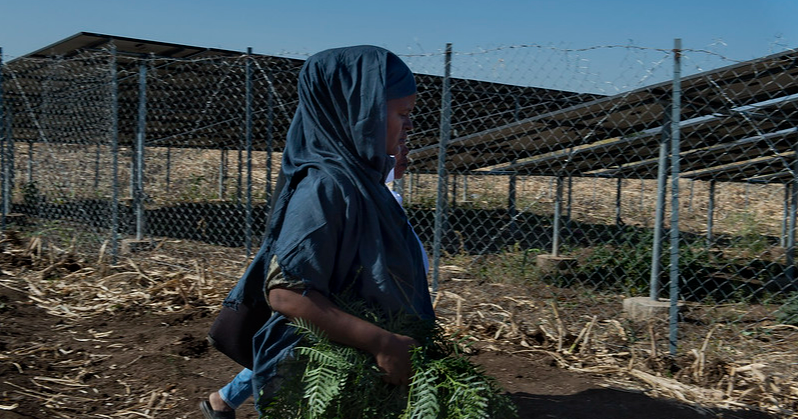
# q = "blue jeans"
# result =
<box><xmin>219</xmin><ymin>368</ymin><xmax>253</xmax><ymax>409</ymax></box>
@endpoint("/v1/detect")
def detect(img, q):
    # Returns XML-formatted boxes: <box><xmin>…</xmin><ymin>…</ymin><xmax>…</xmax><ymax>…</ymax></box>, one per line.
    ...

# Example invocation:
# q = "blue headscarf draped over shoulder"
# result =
<box><xmin>223</xmin><ymin>45</ymin><xmax>431</xmax><ymax>404</ymax></box>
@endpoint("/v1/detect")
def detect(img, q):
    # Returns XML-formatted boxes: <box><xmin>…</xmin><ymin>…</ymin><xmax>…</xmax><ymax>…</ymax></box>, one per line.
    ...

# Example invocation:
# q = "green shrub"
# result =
<box><xmin>260</xmin><ymin>295</ymin><xmax>517</xmax><ymax>419</ymax></box>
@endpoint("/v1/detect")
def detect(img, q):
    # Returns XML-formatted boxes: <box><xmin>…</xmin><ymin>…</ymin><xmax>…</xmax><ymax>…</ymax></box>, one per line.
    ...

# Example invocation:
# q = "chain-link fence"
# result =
<box><xmin>1</xmin><ymin>39</ymin><xmax>796</xmax><ymax>360</ymax></box>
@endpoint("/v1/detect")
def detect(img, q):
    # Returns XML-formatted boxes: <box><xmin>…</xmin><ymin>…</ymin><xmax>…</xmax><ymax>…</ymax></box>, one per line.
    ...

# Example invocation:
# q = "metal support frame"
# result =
<box><xmin>707</xmin><ymin>180</ymin><xmax>716</xmax><ymax>247</ymax></box>
<box><xmin>245</xmin><ymin>47</ymin><xmax>254</xmax><ymax>257</ymax></box>
<box><xmin>0</xmin><ymin>47</ymin><xmax>6</xmax><ymax>229</ymax></box>
<box><xmin>787</xmin><ymin>181</ymin><xmax>797</xmax><ymax>283</ymax></box>
<box><xmin>219</xmin><ymin>149</ymin><xmax>228</xmax><ymax>200</ymax></box>
<box><xmin>110</xmin><ymin>45</ymin><xmax>120</xmax><ymax>261</ymax></box>
<box><xmin>236</xmin><ymin>146</ymin><xmax>243</xmax><ymax>204</ymax></box>
<box><xmin>450</xmin><ymin>173</ymin><xmax>458</xmax><ymax>208</ymax></box>
<box><xmin>508</xmin><ymin>168</ymin><xmax>518</xmax><ymax>237</ymax></box>
<box><xmin>432</xmin><ymin>43</ymin><xmax>452</xmax><ymax>295</ymax></box>
<box><xmin>266</xmin><ymin>69</ymin><xmax>275</xmax><ymax>218</ymax></box>
<box><xmin>615</xmin><ymin>177</ymin><xmax>623</xmax><ymax>227</ymax></box>
<box><xmin>566</xmin><ymin>175</ymin><xmax>573</xmax><ymax>227</ymax></box>
<box><xmin>668</xmin><ymin>39</ymin><xmax>682</xmax><ymax>357</ymax></box>
<box><xmin>552</xmin><ymin>176</ymin><xmax>564</xmax><ymax>257</ymax></box>
<box><xmin>649</xmin><ymin>111</ymin><xmax>670</xmax><ymax>300</ymax></box>
<box><xmin>134</xmin><ymin>60</ymin><xmax>147</xmax><ymax>241</ymax></box>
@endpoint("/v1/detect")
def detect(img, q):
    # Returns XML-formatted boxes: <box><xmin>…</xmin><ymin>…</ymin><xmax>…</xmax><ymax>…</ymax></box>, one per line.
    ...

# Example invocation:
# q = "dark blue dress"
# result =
<box><xmin>220</xmin><ymin>45</ymin><xmax>433</xmax><ymax>408</ymax></box>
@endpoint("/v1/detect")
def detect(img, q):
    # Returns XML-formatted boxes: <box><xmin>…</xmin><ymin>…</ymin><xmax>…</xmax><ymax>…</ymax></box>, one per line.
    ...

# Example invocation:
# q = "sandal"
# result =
<box><xmin>199</xmin><ymin>400</ymin><xmax>236</xmax><ymax>419</ymax></box>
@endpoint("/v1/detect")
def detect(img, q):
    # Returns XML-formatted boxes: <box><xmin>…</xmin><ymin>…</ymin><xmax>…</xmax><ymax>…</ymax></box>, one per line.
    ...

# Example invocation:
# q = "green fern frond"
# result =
<box><xmin>303</xmin><ymin>364</ymin><xmax>346</xmax><ymax>416</ymax></box>
<box><xmin>405</xmin><ymin>366</ymin><xmax>440</xmax><ymax>419</ymax></box>
<box><xmin>261</xmin><ymin>292</ymin><xmax>519</xmax><ymax>419</ymax></box>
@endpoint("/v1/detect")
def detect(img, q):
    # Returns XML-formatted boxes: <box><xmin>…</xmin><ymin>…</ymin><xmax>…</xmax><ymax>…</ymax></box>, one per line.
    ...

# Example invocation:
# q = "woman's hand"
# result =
<box><xmin>269</xmin><ymin>288</ymin><xmax>419</xmax><ymax>385</ymax></box>
<box><xmin>374</xmin><ymin>332</ymin><xmax>419</xmax><ymax>385</ymax></box>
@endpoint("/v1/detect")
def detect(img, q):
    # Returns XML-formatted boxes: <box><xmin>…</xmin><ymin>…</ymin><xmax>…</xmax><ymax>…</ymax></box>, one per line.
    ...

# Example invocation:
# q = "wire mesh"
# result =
<box><xmin>1</xmin><ymin>42</ymin><xmax>796</xmax><ymax>357</ymax></box>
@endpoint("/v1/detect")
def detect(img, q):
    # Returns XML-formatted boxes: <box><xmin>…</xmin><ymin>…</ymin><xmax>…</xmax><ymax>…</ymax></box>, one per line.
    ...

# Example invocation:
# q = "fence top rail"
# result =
<box><xmin>409</xmin><ymin>49</ymin><xmax>797</xmax><ymax>184</ymax></box>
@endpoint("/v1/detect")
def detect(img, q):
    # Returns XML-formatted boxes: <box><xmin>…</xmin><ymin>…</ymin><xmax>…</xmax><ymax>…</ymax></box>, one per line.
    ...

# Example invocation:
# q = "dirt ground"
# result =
<box><xmin>0</xmin><ymin>233</ymin><xmax>793</xmax><ymax>419</ymax></box>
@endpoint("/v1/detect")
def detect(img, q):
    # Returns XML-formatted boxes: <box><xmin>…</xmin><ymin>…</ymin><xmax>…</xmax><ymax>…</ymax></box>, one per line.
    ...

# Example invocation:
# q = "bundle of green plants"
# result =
<box><xmin>259</xmin><ymin>294</ymin><xmax>518</xmax><ymax>419</ymax></box>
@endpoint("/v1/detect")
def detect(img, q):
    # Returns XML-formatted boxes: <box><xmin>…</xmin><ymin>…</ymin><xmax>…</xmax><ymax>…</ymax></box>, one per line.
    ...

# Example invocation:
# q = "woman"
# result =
<box><xmin>210</xmin><ymin>45</ymin><xmax>433</xmax><ymax>414</ymax></box>
<box><xmin>201</xmin><ymin>139</ymin><xmax>428</xmax><ymax>419</ymax></box>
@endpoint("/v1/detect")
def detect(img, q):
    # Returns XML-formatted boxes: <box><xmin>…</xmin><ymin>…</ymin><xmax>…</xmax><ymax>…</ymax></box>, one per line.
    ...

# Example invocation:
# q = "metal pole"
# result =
<box><xmin>508</xmin><ymin>169</ymin><xmax>517</xmax><ymax>237</ymax></box>
<box><xmin>219</xmin><ymin>149</ymin><xmax>227</xmax><ymax>200</ymax></box>
<box><xmin>615</xmin><ymin>177</ymin><xmax>623</xmax><ymax>227</ymax></box>
<box><xmin>266</xmin><ymin>70</ymin><xmax>274</xmax><ymax>213</ymax></box>
<box><xmin>110</xmin><ymin>45</ymin><xmax>120</xmax><ymax>262</ymax></box>
<box><xmin>0</xmin><ymin>47</ymin><xmax>6</xmax><ymax>230</ymax></box>
<box><xmin>432</xmin><ymin>43</ymin><xmax>452</xmax><ymax>296</ymax></box>
<box><xmin>236</xmin><ymin>146</ymin><xmax>242</xmax><ymax>204</ymax></box>
<box><xmin>135</xmin><ymin>60</ymin><xmax>147</xmax><ymax>241</ymax></box>
<box><xmin>508</xmin><ymin>95</ymin><xmax>520</xmax><ymax>238</ymax></box>
<box><xmin>668</xmin><ymin>39</ymin><xmax>682</xmax><ymax>357</ymax></box>
<box><xmin>452</xmin><ymin>173</ymin><xmax>458</xmax><ymax>208</ymax></box>
<box><xmin>245</xmin><ymin>47</ymin><xmax>254</xmax><ymax>257</ymax></box>
<box><xmin>786</xmin><ymin>181</ymin><xmax>797</xmax><ymax>283</ymax></box>
<box><xmin>566</xmin><ymin>175</ymin><xmax>573</xmax><ymax>233</ymax></box>
<box><xmin>461</xmin><ymin>174</ymin><xmax>467</xmax><ymax>202</ymax></box>
<box><xmin>649</xmin><ymin>111</ymin><xmax>670</xmax><ymax>300</ymax></box>
<box><xmin>707</xmin><ymin>180</ymin><xmax>716</xmax><ymax>247</ymax></box>
<box><xmin>552</xmin><ymin>176</ymin><xmax>563</xmax><ymax>257</ymax></box>
<box><xmin>7</xmin><ymin>125</ymin><xmax>13</xmax><ymax>206</ymax></box>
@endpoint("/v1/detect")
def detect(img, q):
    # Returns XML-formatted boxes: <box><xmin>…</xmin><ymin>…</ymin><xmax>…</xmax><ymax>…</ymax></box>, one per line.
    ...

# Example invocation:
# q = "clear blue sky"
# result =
<box><xmin>1</xmin><ymin>0</ymin><xmax>795</xmax><ymax>60</ymax></box>
<box><xmin>0</xmin><ymin>0</ymin><xmax>796</xmax><ymax>93</ymax></box>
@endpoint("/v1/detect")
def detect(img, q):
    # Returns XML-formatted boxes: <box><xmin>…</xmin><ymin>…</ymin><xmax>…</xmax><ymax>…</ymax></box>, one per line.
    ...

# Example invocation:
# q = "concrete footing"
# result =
<box><xmin>535</xmin><ymin>254</ymin><xmax>577</xmax><ymax>273</ymax></box>
<box><xmin>623</xmin><ymin>296</ymin><xmax>684</xmax><ymax>321</ymax></box>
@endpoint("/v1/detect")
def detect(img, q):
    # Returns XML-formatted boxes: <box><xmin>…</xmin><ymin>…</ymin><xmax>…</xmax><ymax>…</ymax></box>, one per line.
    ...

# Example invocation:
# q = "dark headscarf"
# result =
<box><xmin>232</xmin><ymin>45</ymin><xmax>431</xmax><ymax>405</ymax></box>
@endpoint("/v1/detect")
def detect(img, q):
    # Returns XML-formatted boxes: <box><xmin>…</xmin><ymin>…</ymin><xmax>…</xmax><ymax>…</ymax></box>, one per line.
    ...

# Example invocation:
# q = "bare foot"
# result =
<box><xmin>208</xmin><ymin>391</ymin><xmax>234</xmax><ymax>412</ymax></box>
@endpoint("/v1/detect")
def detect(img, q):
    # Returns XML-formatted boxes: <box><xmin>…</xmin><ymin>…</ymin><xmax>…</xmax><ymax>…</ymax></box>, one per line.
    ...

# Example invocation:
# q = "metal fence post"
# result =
<box><xmin>432</xmin><ymin>43</ymin><xmax>453</xmax><ymax>295</ymax></box>
<box><xmin>566</xmin><ymin>175</ymin><xmax>573</xmax><ymax>227</ymax></box>
<box><xmin>134</xmin><ymin>59</ymin><xmax>147</xmax><ymax>241</ymax></box>
<box><xmin>110</xmin><ymin>44</ymin><xmax>120</xmax><ymax>262</ymax></box>
<box><xmin>27</xmin><ymin>142</ymin><xmax>32</xmax><ymax>184</ymax></box>
<box><xmin>0</xmin><ymin>46</ymin><xmax>6</xmax><ymax>230</ymax></box>
<box><xmin>237</xmin><ymin>144</ymin><xmax>243</xmax><ymax>204</ymax></box>
<box><xmin>245</xmin><ymin>47</ymin><xmax>254</xmax><ymax>257</ymax></box>
<box><xmin>650</xmin><ymin>111</ymin><xmax>670</xmax><ymax>300</ymax></box>
<box><xmin>266</xmin><ymin>70</ymin><xmax>275</xmax><ymax>215</ymax></box>
<box><xmin>668</xmin><ymin>38</ymin><xmax>682</xmax><ymax>357</ymax></box>
<box><xmin>552</xmin><ymin>176</ymin><xmax>563</xmax><ymax>257</ymax></box>
<box><xmin>787</xmin><ymin>181</ymin><xmax>797</xmax><ymax>283</ymax></box>
<box><xmin>508</xmin><ymin>169</ymin><xmax>517</xmax><ymax>237</ymax></box>
<box><xmin>615</xmin><ymin>178</ymin><xmax>623</xmax><ymax>227</ymax></box>
<box><xmin>219</xmin><ymin>149</ymin><xmax>227</xmax><ymax>200</ymax></box>
<box><xmin>707</xmin><ymin>180</ymin><xmax>716</xmax><ymax>247</ymax></box>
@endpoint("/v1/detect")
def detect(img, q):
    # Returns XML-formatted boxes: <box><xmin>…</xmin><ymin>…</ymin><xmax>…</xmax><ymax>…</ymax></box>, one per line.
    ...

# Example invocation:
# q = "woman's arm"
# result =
<box><xmin>268</xmin><ymin>287</ymin><xmax>418</xmax><ymax>385</ymax></box>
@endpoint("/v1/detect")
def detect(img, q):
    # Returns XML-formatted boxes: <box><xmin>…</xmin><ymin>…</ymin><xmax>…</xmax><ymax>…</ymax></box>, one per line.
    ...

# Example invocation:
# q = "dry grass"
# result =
<box><xmin>1</xmin><ymin>232</ymin><xmax>795</xmax><ymax>417</ymax></box>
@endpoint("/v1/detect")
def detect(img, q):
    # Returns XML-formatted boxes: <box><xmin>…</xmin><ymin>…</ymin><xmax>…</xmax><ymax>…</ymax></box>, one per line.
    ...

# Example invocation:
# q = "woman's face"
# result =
<box><xmin>386</xmin><ymin>94</ymin><xmax>416</xmax><ymax>156</ymax></box>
